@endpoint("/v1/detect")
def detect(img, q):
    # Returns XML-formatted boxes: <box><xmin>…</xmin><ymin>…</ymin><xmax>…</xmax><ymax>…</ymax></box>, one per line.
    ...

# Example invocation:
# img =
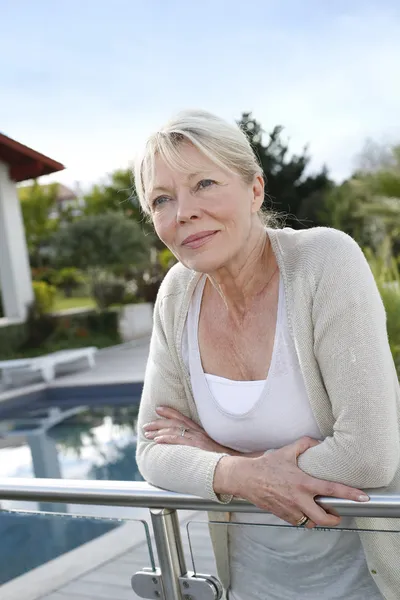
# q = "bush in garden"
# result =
<box><xmin>378</xmin><ymin>282</ymin><xmax>400</xmax><ymax>372</ymax></box>
<box><xmin>52</xmin><ymin>268</ymin><xmax>85</xmax><ymax>297</ymax></box>
<box><xmin>32</xmin><ymin>281</ymin><xmax>57</xmax><ymax>315</ymax></box>
<box><xmin>134</xmin><ymin>248</ymin><xmax>177</xmax><ymax>303</ymax></box>
<box><xmin>91</xmin><ymin>279</ymin><xmax>126</xmax><ymax>310</ymax></box>
<box><xmin>364</xmin><ymin>238</ymin><xmax>400</xmax><ymax>373</ymax></box>
<box><xmin>31</xmin><ymin>267</ymin><xmax>58</xmax><ymax>285</ymax></box>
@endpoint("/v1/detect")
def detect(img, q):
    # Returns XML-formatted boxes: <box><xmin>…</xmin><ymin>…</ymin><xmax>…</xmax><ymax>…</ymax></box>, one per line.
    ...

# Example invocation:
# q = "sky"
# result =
<box><xmin>1</xmin><ymin>0</ymin><xmax>400</xmax><ymax>191</ymax></box>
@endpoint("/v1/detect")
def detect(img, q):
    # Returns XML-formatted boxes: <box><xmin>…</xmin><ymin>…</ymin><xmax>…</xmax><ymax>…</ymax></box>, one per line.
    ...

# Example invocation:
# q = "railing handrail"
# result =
<box><xmin>0</xmin><ymin>478</ymin><xmax>400</xmax><ymax>517</ymax></box>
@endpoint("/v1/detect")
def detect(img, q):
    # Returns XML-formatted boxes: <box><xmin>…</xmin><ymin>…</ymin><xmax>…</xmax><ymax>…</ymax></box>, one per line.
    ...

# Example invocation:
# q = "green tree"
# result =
<box><xmin>316</xmin><ymin>178</ymin><xmax>387</xmax><ymax>249</ymax></box>
<box><xmin>18</xmin><ymin>182</ymin><xmax>60</xmax><ymax>267</ymax></box>
<box><xmin>83</xmin><ymin>168</ymin><xmax>165</xmax><ymax>256</ymax></box>
<box><xmin>50</xmin><ymin>213</ymin><xmax>151</xmax><ymax>307</ymax></box>
<box><xmin>52</xmin><ymin>213</ymin><xmax>149</xmax><ymax>270</ymax></box>
<box><xmin>83</xmin><ymin>169</ymin><xmax>136</xmax><ymax>216</ymax></box>
<box><xmin>238</xmin><ymin>113</ymin><xmax>332</xmax><ymax>228</ymax></box>
<box><xmin>348</xmin><ymin>144</ymin><xmax>400</xmax><ymax>251</ymax></box>
<box><xmin>83</xmin><ymin>168</ymin><xmax>154</xmax><ymax>229</ymax></box>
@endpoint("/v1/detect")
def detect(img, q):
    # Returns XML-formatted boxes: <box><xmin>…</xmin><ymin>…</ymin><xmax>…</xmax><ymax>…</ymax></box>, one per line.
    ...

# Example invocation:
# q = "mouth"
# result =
<box><xmin>181</xmin><ymin>230</ymin><xmax>219</xmax><ymax>249</ymax></box>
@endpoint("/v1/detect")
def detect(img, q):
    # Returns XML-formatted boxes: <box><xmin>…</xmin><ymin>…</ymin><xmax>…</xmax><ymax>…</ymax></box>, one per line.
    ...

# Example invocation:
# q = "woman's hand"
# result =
<box><xmin>214</xmin><ymin>436</ymin><xmax>370</xmax><ymax>529</ymax></box>
<box><xmin>142</xmin><ymin>406</ymin><xmax>240</xmax><ymax>455</ymax></box>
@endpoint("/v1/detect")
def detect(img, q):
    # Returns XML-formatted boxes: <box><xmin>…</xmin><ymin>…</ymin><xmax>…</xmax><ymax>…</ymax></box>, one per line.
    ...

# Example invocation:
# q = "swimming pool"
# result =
<box><xmin>0</xmin><ymin>391</ymin><xmax>143</xmax><ymax>585</ymax></box>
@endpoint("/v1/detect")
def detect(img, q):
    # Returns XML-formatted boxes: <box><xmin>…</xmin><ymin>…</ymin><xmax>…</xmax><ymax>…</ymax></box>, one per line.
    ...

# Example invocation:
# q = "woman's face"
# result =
<box><xmin>148</xmin><ymin>142</ymin><xmax>264</xmax><ymax>273</ymax></box>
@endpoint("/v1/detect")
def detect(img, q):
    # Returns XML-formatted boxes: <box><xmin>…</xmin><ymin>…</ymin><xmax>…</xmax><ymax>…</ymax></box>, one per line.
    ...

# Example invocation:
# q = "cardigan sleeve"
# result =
<box><xmin>135</xmin><ymin>293</ymin><xmax>230</xmax><ymax>502</ymax></box>
<box><xmin>297</xmin><ymin>231</ymin><xmax>400</xmax><ymax>488</ymax></box>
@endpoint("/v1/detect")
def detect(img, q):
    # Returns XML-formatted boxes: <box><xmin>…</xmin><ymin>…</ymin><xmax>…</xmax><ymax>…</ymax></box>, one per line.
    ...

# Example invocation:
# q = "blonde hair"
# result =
<box><xmin>134</xmin><ymin>109</ymin><xmax>268</xmax><ymax>218</ymax></box>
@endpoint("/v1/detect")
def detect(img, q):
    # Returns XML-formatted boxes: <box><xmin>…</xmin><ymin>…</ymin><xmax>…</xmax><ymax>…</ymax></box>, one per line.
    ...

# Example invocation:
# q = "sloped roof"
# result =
<box><xmin>18</xmin><ymin>183</ymin><xmax>77</xmax><ymax>202</ymax></box>
<box><xmin>0</xmin><ymin>132</ymin><xmax>65</xmax><ymax>182</ymax></box>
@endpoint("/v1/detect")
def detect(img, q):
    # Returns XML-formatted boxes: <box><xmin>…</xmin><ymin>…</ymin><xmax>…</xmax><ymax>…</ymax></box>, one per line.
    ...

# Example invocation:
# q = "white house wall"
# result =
<box><xmin>0</xmin><ymin>160</ymin><xmax>34</xmax><ymax>320</ymax></box>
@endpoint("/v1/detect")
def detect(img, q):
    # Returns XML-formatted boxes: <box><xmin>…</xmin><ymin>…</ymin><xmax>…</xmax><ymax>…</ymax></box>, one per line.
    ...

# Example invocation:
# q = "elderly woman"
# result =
<box><xmin>135</xmin><ymin>110</ymin><xmax>400</xmax><ymax>600</ymax></box>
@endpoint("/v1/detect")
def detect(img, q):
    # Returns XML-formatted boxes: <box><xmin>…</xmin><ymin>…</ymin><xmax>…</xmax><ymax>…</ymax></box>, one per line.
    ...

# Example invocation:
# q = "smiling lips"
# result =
<box><xmin>181</xmin><ymin>230</ymin><xmax>219</xmax><ymax>249</ymax></box>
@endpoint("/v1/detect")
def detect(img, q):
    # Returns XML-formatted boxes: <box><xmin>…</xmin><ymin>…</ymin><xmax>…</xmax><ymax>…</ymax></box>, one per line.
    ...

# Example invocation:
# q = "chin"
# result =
<box><xmin>179</xmin><ymin>252</ymin><xmax>227</xmax><ymax>274</ymax></box>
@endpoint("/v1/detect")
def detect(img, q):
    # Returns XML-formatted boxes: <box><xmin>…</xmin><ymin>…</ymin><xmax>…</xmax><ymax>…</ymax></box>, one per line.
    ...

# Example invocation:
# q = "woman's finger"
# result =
<box><xmin>143</xmin><ymin>418</ymin><xmax>182</xmax><ymax>432</ymax></box>
<box><xmin>153</xmin><ymin>432</ymin><xmax>204</xmax><ymax>448</ymax></box>
<box><xmin>145</xmin><ymin>427</ymin><xmax>188</xmax><ymax>439</ymax></box>
<box><xmin>309</xmin><ymin>478</ymin><xmax>369</xmax><ymax>503</ymax></box>
<box><xmin>298</xmin><ymin>496</ymin><xmax>341</xmax><ymax>528</ymax></box>
<box><xmin>256</xmin><ymin>499</ymin><xmax>310</xmax><ymax>528</ymax></box>
<box><xmin>156</xmin><ymin>407</ymin><xmax>203</xmax><ymax>432</ymax></box>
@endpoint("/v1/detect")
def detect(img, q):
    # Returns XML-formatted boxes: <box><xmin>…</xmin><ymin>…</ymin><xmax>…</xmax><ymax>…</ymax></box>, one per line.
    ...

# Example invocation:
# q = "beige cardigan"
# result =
<box><xmin>136</xmin><ymin>226</ymin><xmax>400</xmax><ymax>600</ymax></box>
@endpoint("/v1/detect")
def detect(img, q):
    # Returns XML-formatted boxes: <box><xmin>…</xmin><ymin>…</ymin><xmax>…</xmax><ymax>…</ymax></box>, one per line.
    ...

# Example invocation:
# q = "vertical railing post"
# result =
<box><xmin>150</xmin><ymin>508</ymin><xmax>187</xmax><ymax>600</ymax></box>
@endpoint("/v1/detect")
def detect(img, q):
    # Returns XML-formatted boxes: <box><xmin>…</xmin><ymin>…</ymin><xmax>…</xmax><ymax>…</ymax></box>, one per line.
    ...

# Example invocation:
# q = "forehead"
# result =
<box><xmin>152</xmin><ymin>142</ymin><xmax>218</xmax><ymax>184</ymax></box>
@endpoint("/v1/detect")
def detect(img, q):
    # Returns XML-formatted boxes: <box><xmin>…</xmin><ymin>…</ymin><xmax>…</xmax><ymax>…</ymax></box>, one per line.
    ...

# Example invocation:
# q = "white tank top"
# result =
<box><xmin>182</xmin><ymin>275</ymin><xmax>382</xmax><ymax>600</ymax></box>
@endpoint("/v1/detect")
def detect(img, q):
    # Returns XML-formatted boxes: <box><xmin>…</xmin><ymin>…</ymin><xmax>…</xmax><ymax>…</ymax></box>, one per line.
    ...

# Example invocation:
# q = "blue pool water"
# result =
<box><xmin>0</xmin><ymin>398</ymin><xmax>143</xmax><ymax>585</ymax></box>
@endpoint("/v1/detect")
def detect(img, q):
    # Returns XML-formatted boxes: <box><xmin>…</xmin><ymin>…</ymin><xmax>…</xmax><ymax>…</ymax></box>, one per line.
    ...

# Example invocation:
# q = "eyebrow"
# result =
<box><xmin>151</xmin><ymin>171</ymin><xmax>213</xmax><ymax>196</ymax></box>
<box><xmin>151</xmin><ymin>185</ymin><xmax>171</xmax><ymax>196</ymax></box>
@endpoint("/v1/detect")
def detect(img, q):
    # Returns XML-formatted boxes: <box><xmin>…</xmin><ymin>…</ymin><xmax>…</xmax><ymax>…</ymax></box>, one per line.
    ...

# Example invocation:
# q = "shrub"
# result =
<box><xmin>378</xmin><ymin>282</ymin><xmax>400</xmax><ymax>372</ymax></box>
<box><xmin>31</xmin><ymin>267</ymin><xmax>58</xmax><ymax>285</ymax></box>
<box><xmin>0</xmin><ymin>322</ymin><xmax>29</xmax><ymax>359</ymax></box>
<box><xmin>19</xmin><ymin>303</ymin><xmax>55</xmax><ymax>351</ymax></box>
<box><xmin>134</xmin><ymin>248</ymin><xmax>176</xmax><ymax>304</ymax></box>
<box><xmin>32</xmin><ymin>281</ymin><xmax>57</xmax><ymax>315</ymax></box>
<box><xmin>91</xmin><ymin>279</ymin><xmax>126</xmax><ymax>310</ymax></box>
<box><xmin>52</xmin><ymin>268</ymin><xmax>85</xmax><ymax>297</ymax></box>
<box><xmin>0</xmin><ymin>308</ymin><xmax>121</xmax><ymax>359</ymax></box>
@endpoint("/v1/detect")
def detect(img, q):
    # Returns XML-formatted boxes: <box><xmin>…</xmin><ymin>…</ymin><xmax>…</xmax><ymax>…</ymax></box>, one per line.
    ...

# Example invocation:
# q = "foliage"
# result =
<box><xmin>18</xmin><ymin>182</ymin><xmax>60</xmax><ymax>267</ymax></box>
<box><xmin>317</xmin><ymin>179</ymin><xmax>386</xmax><ymax>249</ymax></box>
<box><xmin>134</xmin><ymin>248</ymin><xmax>177</xmax><ymax>303</ymax></box>
<box><xmin>0</xmin><ymin>322</ymin><xmax>29</xmax><ymax>359</ymax></box>
<box><xmin>364</xmin><ymin>238</ymin><xmax>400</xmax><ymax>372</ymax></box>
<box><xmin>91</xmin><ymin>278</ymin><xmax>127</xmax><ymax>310</ymax></box>
<box><xmin>52</xmin><ymin>268</ymin><xmax>85</xmax><ymax>297</ymax></box>
<box><xmin>49</xmin><ymin>213</ymin><xmax>152</xmax><ymax>308</ymax></box>
<box><xmin>32</xmin><ymin>281</ymin><xmax>57</xmax><ymax>315</ymax></box>
<box><xmin>31</xmin><ymin>267</ymin><xmax>58</xmax><ymax>285</ymax></box>
<box><xmin>238</xmin><ymin>113</ymin><xmax>332</xmax><ymax>228</ymax></box>
<box><xmin>17</xmin><ymin>302</ymin><xmax>55</xmax><ymax>352</ymax></box>
<box><xmin>348</xmin><ymin>146</ymin><xmax>400</xmax><ymax>254</ymax></box>
<box><xmin>363</xmin><ymin>237</ymin><xmax>400</xmax><ymax>285</ymax></box>
<box><xmin>378</xmin><ymin>283</ymin><xmax>400</xmax><ymax>372</ymax></box>
<box><xmin>83</xmin><ymin>168</ymin><xmax>156</xmax><ymax>236</ymax></box>
<box><xmin>0</xmin><ymin>309</ymin><xmax>121</xmax><ymax>359</ymax></box>
<box><xmin>50</xmin><ymin>212</ymin><xmax>150</xmax><ymax>272</ymax></box>
<box><xmin>83</xmin><ymin>169</ymin><xmax>137</xmax><ymax>216</ymax></box>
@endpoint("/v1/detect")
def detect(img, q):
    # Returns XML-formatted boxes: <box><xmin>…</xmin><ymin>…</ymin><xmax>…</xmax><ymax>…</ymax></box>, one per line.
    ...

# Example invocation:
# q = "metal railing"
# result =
<box><xmin>1</xmin><ymin>478</ymin><xmax>400</xmax><ymax>600</ymax></box>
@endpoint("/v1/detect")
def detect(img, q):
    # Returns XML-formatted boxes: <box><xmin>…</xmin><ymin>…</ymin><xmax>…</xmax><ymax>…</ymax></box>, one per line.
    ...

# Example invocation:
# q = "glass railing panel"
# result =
<box><xmin>185</xmin><ymin>515</ymin><xmax>400</xmax><ymax>599</ymax></box>
<box><xmin>0</xmin><ymin>509</ymin><xmax>154</xmax><ymax>600</ymax></box>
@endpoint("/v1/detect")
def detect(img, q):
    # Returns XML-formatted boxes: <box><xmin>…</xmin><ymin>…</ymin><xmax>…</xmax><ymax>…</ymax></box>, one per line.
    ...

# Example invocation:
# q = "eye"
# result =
<box><xmin>196</xmin><ymin>179</ymin><xmax>215</xmax><ymax>191</ymax></box>
<box><xmin>151</xmin><ymin>195</ymin><xmax>170</xmax><ymax>210</ymax></box>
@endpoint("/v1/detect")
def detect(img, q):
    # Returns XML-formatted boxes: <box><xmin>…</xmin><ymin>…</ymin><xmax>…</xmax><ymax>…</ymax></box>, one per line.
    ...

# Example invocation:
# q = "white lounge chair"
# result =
<box><xmin>0</xmin><ymin>347</ymin><xmax>97</xmax><ymax>387</ymax></box>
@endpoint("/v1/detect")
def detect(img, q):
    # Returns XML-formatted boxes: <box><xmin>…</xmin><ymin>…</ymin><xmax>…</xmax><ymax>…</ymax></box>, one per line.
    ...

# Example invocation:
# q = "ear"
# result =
<box><xmin>251</xmin><ymin>174</ymin><xmax>265</xmax><ymax>213</ymax></box>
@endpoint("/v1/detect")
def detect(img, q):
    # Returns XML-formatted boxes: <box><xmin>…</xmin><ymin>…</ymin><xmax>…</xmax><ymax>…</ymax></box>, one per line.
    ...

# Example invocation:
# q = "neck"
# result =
<box><xmin>207</xmin><ymin>225</ymin><xmax>275</xmax><ymax>320</ymax></box>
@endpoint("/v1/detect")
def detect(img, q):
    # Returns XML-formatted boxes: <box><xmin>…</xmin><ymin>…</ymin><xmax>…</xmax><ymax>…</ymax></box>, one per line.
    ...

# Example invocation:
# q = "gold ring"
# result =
<box><xmin>296</xmin><ymin>515</ymin><xmax>309</xmax><ymax>527</ymax></box>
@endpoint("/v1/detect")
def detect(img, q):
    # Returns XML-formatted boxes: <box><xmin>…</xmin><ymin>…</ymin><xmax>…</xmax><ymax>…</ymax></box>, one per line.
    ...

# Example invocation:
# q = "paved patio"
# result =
<box><xmin>43</xmin><ymin>516</ymin><xmax>214</xmax><ymax>600</ymax></box>
<box><xmin>0</xmin><ymin>337</ymin><xmax>151</xmax><ymax>399</ymax></box>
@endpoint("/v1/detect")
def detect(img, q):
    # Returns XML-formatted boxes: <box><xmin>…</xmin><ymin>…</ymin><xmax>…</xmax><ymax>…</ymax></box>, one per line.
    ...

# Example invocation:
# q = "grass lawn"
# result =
<box><xmin>52</xmin><ymin>295</ymin><xmax>96</xmax><ymax>311</ymax></box>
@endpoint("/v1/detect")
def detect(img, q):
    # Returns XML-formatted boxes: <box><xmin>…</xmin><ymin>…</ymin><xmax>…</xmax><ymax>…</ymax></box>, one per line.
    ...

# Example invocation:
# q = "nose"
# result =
<box><xmin>176</xmin><ymin>189</ymin><xmax>201</xmax><ymax>224</ymax></box>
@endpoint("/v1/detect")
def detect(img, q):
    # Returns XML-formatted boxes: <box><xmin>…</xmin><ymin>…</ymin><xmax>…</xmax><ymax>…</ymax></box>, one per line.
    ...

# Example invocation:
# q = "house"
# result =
<box><xmin>0</xmin><ymin>132</ymin><xmax>65</xmax><ymax>323</ymax></box>
<box><xmin>18</xmin><ymin>182</ymin><xmax>84</xmax><ymax>219</ymax></box>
